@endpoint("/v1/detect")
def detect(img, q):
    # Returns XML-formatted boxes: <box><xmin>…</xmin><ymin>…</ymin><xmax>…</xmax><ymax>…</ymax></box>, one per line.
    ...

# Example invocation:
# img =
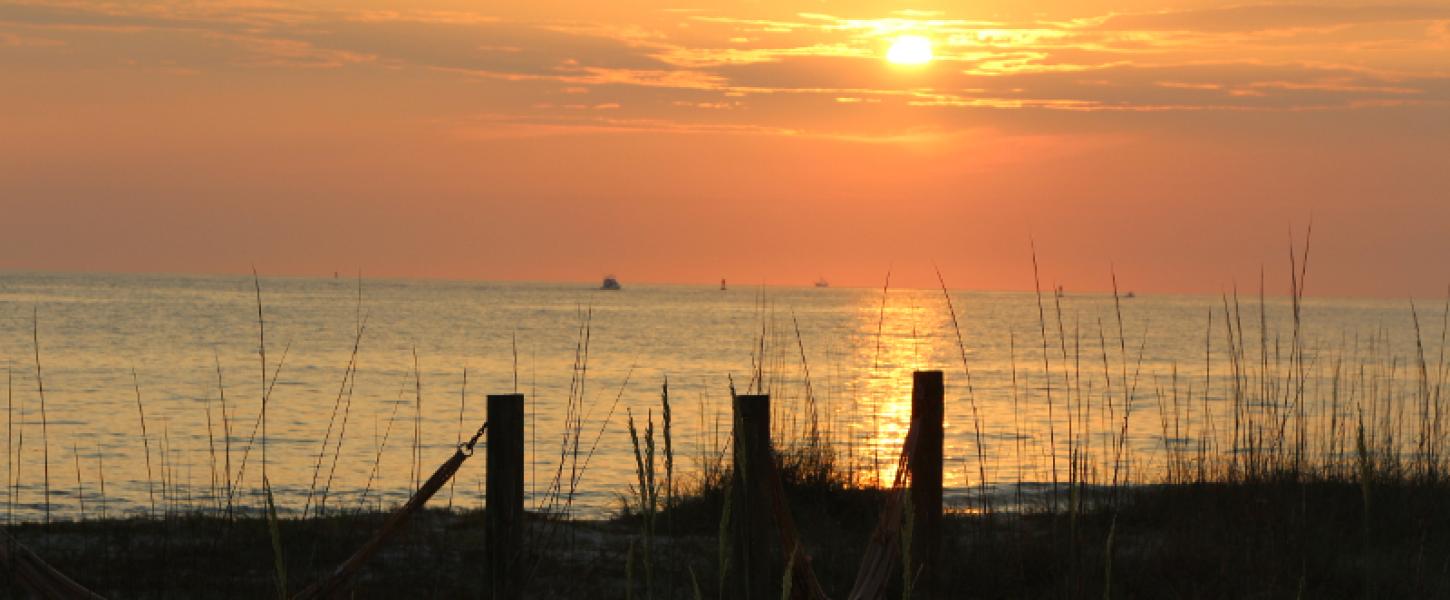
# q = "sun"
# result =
<box><xmin>885</xmin><ymin>35</ymin><xmax>933</xmax><ymax>66</ymax></box>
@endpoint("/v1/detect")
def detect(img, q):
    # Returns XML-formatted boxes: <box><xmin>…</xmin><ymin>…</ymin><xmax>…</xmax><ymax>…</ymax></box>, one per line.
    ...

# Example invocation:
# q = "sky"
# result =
<box><xmin>1</xmin><ymin>0</ymin><xmax>1447</xmax><ymax>296</ymax></box>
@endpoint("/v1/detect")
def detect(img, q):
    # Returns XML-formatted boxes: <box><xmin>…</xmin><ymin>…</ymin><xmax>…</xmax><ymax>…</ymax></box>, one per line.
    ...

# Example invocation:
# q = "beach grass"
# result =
<box><xmin>5</xmin><ymin>239</ymin><xmax>1450</xmax><ymax>597</ymax></box>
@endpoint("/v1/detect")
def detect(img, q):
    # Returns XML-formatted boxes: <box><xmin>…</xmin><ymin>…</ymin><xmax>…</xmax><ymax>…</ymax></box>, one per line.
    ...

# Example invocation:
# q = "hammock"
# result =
<box><xmin>2</xmin><ymin>412</ymin><xmax>925</xmax><ymax>600</ymax></box>
<box><xmin>743</xmin><ymin>415</ymin><xmax>923</xmax><ymax>600</ymax></box>
<box><xmin>0</xmin><ymin>527</ymin><xmax>106</xmax><ymax>600</ymax></box>
<box><xmin>293</xmin><ymin>421</ymin><xmax>487</xmax><ymax>600</ymax></box>
<box><xmin>846</xmin><ymin>417</ymin><xmax>921</xmax><ymax>600</ymax></box>
<box><xmin>753</xmin><ymin>435</ymin><xmax>831</xmax><ymax>600</ymax></box>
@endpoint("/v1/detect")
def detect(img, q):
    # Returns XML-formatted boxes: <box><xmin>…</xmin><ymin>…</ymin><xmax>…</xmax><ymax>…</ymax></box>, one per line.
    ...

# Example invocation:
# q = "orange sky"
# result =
<box><xmin>1</xmin><ymin>0</ymin><xmax>1447</xmax><ymax>296</ymax></box>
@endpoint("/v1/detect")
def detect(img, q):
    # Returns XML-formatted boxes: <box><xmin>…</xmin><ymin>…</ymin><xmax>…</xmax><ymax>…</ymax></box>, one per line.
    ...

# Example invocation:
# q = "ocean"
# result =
<box><xmin>0</xmin><ymin>271</ymin><xmax>1435</xmax><ymax>521</ymax></box>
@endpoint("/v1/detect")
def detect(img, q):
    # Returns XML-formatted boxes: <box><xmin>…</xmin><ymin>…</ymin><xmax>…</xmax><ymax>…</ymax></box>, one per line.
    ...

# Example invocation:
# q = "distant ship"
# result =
<box><xmin>814</xmin><ymin>277</ymin><xmax>829</xmax><ymax>288</ymax></box>
<box><xmin>1124</xmin><ymin>291</ymin><xmax>1136</xmax><ymax>299</ymax></box>
<box><xmin>601</xmin><ymin>275</ymin><xmax>621</xmax><ymax>291</ymax></box>
<box><xmin>720</xmin><ymin>278</ymin><xmax>727</xmax><ymax>291</ymax></box>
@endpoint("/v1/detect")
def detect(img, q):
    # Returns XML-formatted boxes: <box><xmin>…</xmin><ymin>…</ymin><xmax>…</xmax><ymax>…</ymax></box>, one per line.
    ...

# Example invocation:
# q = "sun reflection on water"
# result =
<box><xmin>843</xmin><ymin>292</ymin><xmax>951</xmax><ymax>487</ymax></box>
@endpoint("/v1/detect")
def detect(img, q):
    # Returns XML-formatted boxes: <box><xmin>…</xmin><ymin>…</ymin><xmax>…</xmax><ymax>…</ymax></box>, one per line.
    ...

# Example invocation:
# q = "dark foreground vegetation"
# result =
<box><xmin>6</xmin><ymin>234</ymin><xmax>1450</xmax><ymax>597</ymax></box>
<box><xmin>5</xmin><ymin>472</ymin><xmax>1450</xmax><ymax>598</ymax></box>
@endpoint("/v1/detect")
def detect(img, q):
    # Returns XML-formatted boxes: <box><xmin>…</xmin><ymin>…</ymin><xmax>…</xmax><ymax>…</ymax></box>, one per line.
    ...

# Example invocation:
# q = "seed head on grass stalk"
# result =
<box><xmin>205</xmin><ymin>391</ymin><xmax>219</xmax><ymax>515</ymax></box>
<box><xmin>356</xmin><ymin>380</ymin><xmax>409</xmax><ymax>513</ymax></box>
<box><xmin>214</xmin><ymin>350</ymin><xmax>232</xmax><ymax>519</ymax></box>
<box><xmin>33</xmin><ymin>307</ymin><xmax>50</xmax><ymax>525</ymax></box>
<box><xmin>315</xmin><ymin>273</ymin><xmax>366</xmax><ymax>516</ymax></box>
<box><xmin>1109</xmin><ymin>267</ymin><xmax>1131</xmax><ymax>492</ymax></box>
<box><xmin>874</xmin><ymin>268</ymin><xmax>891</xmax><ymax>372</ymax></box>
<box><xmin>1411</xmin><ymin>300</ymin><xmax>1437</xmax><ymax>481</ymax></box>
<box><xmin>522</xmin><ymin>312</ymin><xmax>638</xmax><ymax>592</ymax></box>
<box><xmin>1118</xmin><ymin>327</ymin><xmax>1149</xmax><ymax>488</ymax></box>
<box><xmin>569</xmin><ymin>305</ymin><xmax>594</xmax><ymax>507</ymax></box>
<box><xmin>304</xmin><ymin>315</ymin><xmax>367</xmax><ymax>519</ymax></box>
<box><xmin>561</xmin><ymin>363</ymin><xmax>637</xmax><ymax>515</ymax></box>
<box><xmin>1432</xmin><ymin>286</ymin><xmax>1450</xmax><ymax>479</ymax></box>
<box><xmin>450</xmin><ymin>367</ymin><xmax>466</xmax><ymax>511</ymax></box>
<box><xmin>254</xmin><ymin>268</ymin><xmax>268</xmax><ymax>485</ymax></box>
<box><xmin>1031</xmin><ymin>240</ymin><xmax>1061</xmax><ymax>514</ymax></box>
<box><xmin>1052</xmin><ymin>282</ymin><xmax>1078</xmax><ymax>509</ymax></box>
<box><xmin>662</xmin><ymin>377</ymin><xmax>674</xmax><ymax>523</ymax></box>
<box><xmin>318</xmin><ymin>342</ymin><xmax>361</xmax><ymax>515</ymax></box>
<box><xmin>538</xmin><ymin>304</ymin><xmax>594</xmax><ymax>517</ymax></box>
<box><xmin>934</xmin><ymin>264</ymin><xmax>991</xmax><ymax>516</ymax></box>
<box><xmin>230</xmin><ymin>341</ymin><xmax>290</xmax><ymax>511</ymax></box>
<box><xmin>412</xmin><ymin>346</ymin><xmax>423</xmax><ymax>494</ymax></box>
<box><xmin>626</xmin><ymin>408</ymin><xmax>657</xmax><ymax>599</ymax></box>
<box><xmin>1007</xmin><ymin>329</ymin><xmax>1026</xmax><ymax>510</ymax></box>
<box><xmin>132</xmin><ymin>369</ymin><xmax>156</xmax><ymax>518</ymax></box>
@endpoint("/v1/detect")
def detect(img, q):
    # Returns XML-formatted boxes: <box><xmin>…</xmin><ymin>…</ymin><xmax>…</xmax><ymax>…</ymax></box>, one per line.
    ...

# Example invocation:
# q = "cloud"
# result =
<box><xmin>0</xmin><ymin>29</ymin><xmax>61</xmax><ymax>46</ymax></box>
<box><xmin>1085</xmin><ymin>4</ymin><xmax>1450</xmax><ymax>33</ymax></box>
<box><xmin>1</xmin><ymin>0</ymin><xmax>1447</xmax><ymax>139</ymax></box>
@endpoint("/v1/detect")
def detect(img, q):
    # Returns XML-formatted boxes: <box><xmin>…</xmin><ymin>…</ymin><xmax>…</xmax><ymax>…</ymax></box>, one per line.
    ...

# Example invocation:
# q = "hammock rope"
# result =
<box><xmin>293</xmin><ymin>421</ymin><xmax>488</xmax><ymax>599</ymax></box>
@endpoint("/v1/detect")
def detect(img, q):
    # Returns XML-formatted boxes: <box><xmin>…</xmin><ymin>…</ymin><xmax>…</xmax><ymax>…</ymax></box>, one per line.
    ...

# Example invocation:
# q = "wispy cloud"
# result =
<box><xmin>1081</xmin><ymin>5</ymin><xmax>1450</xmax><ymax>32</ymax></box>
<box><xmin>0</xmin><ymin>29</ymin><xmax>61</xmax><ymax>46</ymax></box>
<box><xmin>2</xmin><ymin>1</ymin><xmax>1447</xmax><ymax>138</ymax></box>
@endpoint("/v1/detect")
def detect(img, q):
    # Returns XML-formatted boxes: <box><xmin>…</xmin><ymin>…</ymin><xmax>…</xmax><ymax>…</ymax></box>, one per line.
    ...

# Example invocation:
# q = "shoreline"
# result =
<box><xmin>5</xmin><ymin>477</ymin><xmax>1448</xmax><ymax>598</ymax></box>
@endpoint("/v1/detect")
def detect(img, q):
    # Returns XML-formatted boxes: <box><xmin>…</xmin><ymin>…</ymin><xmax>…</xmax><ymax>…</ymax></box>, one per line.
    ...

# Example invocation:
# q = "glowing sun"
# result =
<box><xmin>886</xmin><ymin>35</ymin><xmax>933</xmax><ymax>65</ymax></box>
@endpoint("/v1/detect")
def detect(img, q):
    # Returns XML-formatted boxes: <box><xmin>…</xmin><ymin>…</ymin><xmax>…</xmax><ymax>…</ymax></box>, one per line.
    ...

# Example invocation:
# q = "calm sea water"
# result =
<box><xmin>0</xmin><ymin>271</ymin><xmax>1437</xmax><ymax>522</ymax></box>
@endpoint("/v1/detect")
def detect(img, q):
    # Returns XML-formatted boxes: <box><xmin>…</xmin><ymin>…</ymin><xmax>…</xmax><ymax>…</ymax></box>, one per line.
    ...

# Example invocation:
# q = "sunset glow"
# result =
<box><xmin>0</xmin><ymin>1</ymin><xmax>1447</xmax><ymax>296</ymax></box>
<box><xmin>886</xmin><ymin>35</ymin><xmax>933</xmax><ymax>65</ymax></box>
<box><xmin>1</xmin><ymin>1</ymin><xmax>1449</xmax><ymax>590</ymax></box>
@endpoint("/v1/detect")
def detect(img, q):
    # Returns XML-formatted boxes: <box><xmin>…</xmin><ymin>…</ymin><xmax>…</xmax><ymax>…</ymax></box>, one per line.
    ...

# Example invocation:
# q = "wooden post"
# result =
<box><xmin>909</xmin><ymin>371</ymin><xmax>944</xmax><ymax>597</ymax></box>
<box><xmin>487</xmin><ymin>393</ymin><xmax>524</xmax><ymax>598</ymax></box>
<box><xmin>731</xmin><ymin>394</ymin><xmax>773</xmax><ymax>600</ymax></box>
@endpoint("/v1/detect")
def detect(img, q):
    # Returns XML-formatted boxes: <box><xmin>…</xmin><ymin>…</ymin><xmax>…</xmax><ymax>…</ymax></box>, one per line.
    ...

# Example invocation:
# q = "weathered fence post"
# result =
<box><xmin>732</xmin><ymin>394</ymin><xmax>773</xmax><ymax>600</ymax></box>
<box><xmin>909</xmin><ymin>371</ymin><xmax>944</xmax><ymax>597</ymax></box>
<box><xmin>487</xmin><ymin>393</ymin><xmax>524</xmax><ymax>598</ymax></box>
